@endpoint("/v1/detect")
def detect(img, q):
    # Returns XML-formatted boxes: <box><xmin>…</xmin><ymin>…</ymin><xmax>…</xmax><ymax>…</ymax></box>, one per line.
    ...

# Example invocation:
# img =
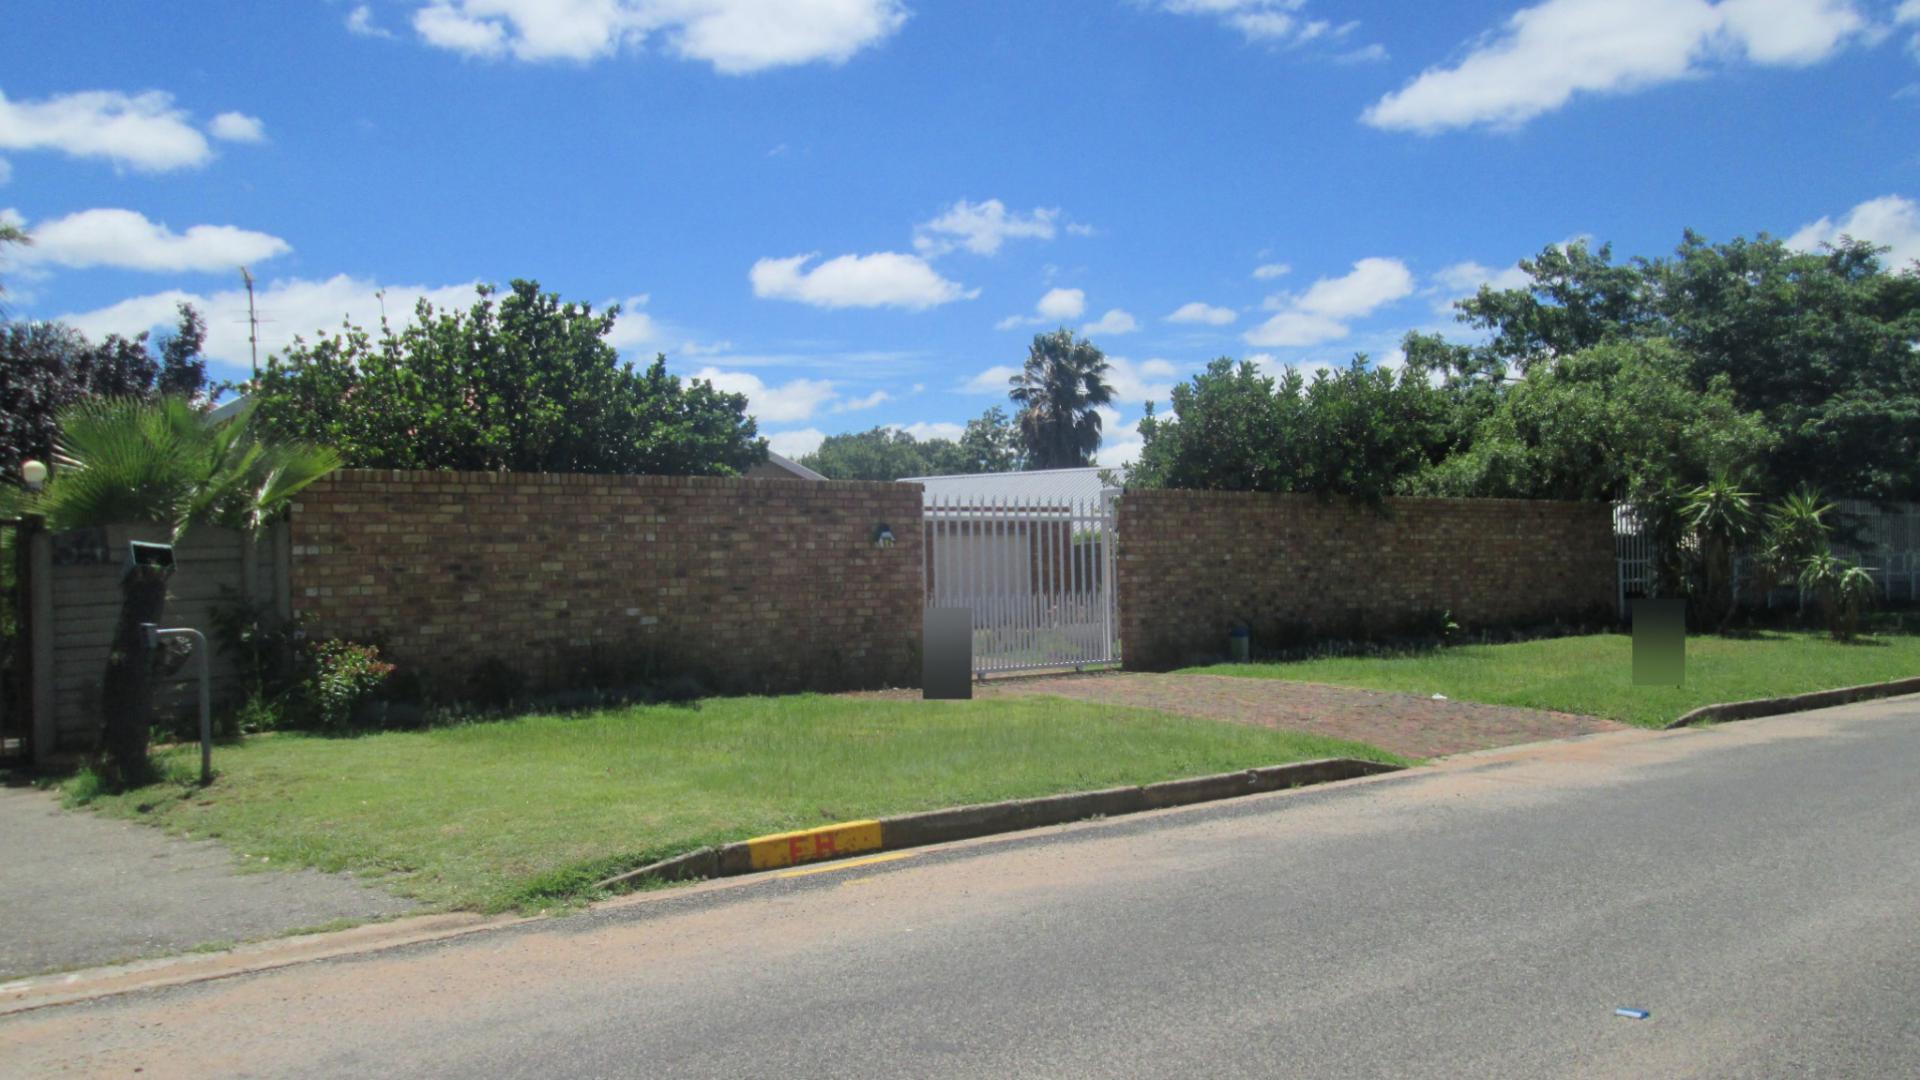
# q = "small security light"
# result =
<box><xmin>873</xmin><ymin>523</ymin><xmax>896</xmax><ymax>548</ymax></box>
<box><xmin>20</xmin><ymin>459</ymin><xmax>47</xmax><ymax>489</ymax></box>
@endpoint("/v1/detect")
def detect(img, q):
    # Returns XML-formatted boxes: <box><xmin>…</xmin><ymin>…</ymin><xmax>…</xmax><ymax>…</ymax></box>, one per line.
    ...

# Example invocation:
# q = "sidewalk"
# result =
<box><xmin>0</xmin><ymin>782</ymin><xmax>415</xmax><ymax>980</ymax></box>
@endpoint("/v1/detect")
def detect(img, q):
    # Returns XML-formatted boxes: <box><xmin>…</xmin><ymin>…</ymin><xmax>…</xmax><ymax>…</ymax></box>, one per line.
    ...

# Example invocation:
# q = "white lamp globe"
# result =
<box><xmin>21</xmin><ymin>460</ymin><xmax>48</xmax><ymax>488</ymax></box>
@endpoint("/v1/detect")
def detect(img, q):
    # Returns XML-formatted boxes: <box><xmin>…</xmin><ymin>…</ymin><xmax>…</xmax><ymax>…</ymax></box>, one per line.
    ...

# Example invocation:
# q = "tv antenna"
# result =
<box><xmin>240</xmin><ymin>266</ymin><xmax>261</xmax><ymax>379</ymax></box>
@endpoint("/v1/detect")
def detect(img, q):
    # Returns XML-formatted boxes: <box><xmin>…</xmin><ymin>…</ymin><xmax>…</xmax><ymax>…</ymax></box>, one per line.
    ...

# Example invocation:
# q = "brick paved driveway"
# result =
<box><xmin>982</xmin><ymin>671</ymin><xmax>1624</xmax><ymax>760</ymax></box>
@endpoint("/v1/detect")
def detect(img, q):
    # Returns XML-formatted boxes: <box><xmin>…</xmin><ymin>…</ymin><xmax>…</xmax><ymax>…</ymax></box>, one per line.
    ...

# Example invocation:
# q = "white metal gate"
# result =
<box><xmin>1615</xmin><ymin>499</ymin><xmax>1920</xmax><ymax>616</ymax></box>
<box><xmin>924</xmin><ymin>491</ymin><xmax>1120</xmax><ymax>674</ymax></box>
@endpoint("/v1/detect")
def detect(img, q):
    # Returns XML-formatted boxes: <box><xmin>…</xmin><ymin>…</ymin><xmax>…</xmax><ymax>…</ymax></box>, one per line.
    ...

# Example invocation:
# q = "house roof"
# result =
<box><xmin>761</xmin><ymin>452</ymin><xmax>826</xmax><ymax>481</ymax></box>
<box><xmin>898</xmin><ymin>466</ymin><xmax>1123</xmax><ymax>507</ymax></box>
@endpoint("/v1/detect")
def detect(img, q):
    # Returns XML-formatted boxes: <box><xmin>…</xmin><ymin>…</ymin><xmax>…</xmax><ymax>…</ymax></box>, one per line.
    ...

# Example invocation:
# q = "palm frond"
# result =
<box><xmin>31</xmin><ymin>394</ymin><xmax>340</xmax><ymax>538</ymax></box>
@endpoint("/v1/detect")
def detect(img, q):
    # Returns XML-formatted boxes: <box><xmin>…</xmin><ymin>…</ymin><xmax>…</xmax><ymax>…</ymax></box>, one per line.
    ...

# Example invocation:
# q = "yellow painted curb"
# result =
<box><xmin>745</xmin><ymin>820</ymin><xmax>883</xmax><ymax>870</ymax></box>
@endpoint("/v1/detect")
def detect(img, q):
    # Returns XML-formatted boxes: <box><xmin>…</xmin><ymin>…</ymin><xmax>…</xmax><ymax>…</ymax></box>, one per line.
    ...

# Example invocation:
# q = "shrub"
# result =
<box><xmin>1798</xmin><ymin>553</ymin><xmax>1877</xmax><ymax>642</ymax></box>
<box><xmin>297</xmin><ymin>640</ymin><xmax>396</xmax><ymax>731</ymax></box>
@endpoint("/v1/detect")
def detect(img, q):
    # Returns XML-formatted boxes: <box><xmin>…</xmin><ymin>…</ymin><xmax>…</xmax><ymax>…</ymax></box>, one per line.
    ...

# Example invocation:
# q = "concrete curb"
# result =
<box><xmin>1664</xmin><ymin>675</ymin><xmax>1920</xmax><ymax>730</ymax></box>
<box><xmin>594</xmin><ymin>757</ymin><xmax>1403</xmax><ymax>894</ymax></box>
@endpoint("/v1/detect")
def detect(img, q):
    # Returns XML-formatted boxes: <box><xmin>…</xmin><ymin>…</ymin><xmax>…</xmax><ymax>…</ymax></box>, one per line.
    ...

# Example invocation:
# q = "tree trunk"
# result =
<box><xmin>98</xmin><ymin>565</ymin><xmax>169</xmax><ymax>786</ymax></box>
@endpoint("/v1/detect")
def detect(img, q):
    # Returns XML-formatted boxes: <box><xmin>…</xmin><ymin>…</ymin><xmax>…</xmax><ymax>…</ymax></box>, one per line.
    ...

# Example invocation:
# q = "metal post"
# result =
<box><xmin>27</xmin><ymin>524</ymin><xmax>54</xmax><ymax>767</ymax></box>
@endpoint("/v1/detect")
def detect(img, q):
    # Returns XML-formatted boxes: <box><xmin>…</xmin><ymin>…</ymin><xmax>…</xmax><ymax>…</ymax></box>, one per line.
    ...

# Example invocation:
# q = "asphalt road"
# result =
<box><xmin>0</xmin><ymin>784</ymin><xmax>415</xmax><ymax>979</ymax></box>
<box><xmin>5</xmin><ymin>697</ymin><xmax>1918</xmax><ymax>1078</ymax></box>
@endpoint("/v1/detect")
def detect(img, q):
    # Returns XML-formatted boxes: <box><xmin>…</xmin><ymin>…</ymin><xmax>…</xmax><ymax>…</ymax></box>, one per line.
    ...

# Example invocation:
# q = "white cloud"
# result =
<box><xmin>1252</xmin><ymin>262</ymin><xmax>1292</xmax><ymax>279</ymax></box>
<box><xmin>414</xmin><ymin>2</ymin><xmax>510</xmax><ymax>55</ymax></box>
<box><xmin>602</xmin><ymin>294</ymin><xmax>658</xmax><ymax>349</ymax></box>
<box><xmin>767</xmin><ymin>428</ymin><xmax>826</xmax><ymax>458</ymax></box>
<box><xmin>1167</xmin><ymin>300</ymin><xmax>1237</xmax><ymax>325</ymax></box>
<box><xmin>1241</xmin><ymin>310</ymin><xmax>1350</xmax><ymax>347</ymax></box>
<box><xmin>1104</xmin><ymin>356</ymin><xmax>1180</xmax><ymax>407</ymax></box>
<box><xmin>1155</xmin><ymin>0</ymin><xmax>1356</xmax><ymax>50</ymax></box>
<box><xmin>1245</xmin><ymin>256</ymin><xmax>1413</xmax><ymax>347</ymax></box>
<box><xmin>898</xmin><ymin>421</ymin><xmax>966</xmax><ymax>442</ymax></box>
<box><xmin>750</xmin><ymin>251</ymin><xmax>975</xmax><ymax>310</ymax></box>
<box><xmin>998</xmin><ymin>286</ymin><xmax>1086</xmax><ymax>329</ymax></box>
<box><xmin>61</xmin><ymin>275</ymin><xmax>484</xmax><ymax>372</ymax></box>
<box><xmin>347</xmin><ymin>4</ymin><xmax>396</xmax><ymax>37</ymax></box>
<box><xmin>914</xmin><ymin>198</ymin><xmax>1060</xmax><ymax>256</ymax></box>
<box><xmin>1429</xmin><ymin>259</ymin><xmax>1533</xmax><ymax>311</ymax></box>
<box><xmin>406</xmin><ymin>0</ymin><xmax>907</xmax><ymax>72</ymax></box>
<box><xmin>1082</xmin><ymin>308</ymin><xmax>1139</xmax><ymax>336</ymax></box>
<box><xmin>1288</xmin><ymin>256</ymin><xmax>1415</xmax><ymax>318</ymax></box>
<box><xmin>1788</xmin><ymin>194</ymin><xmax>1920</xmax><ymax>267</ymax></box>
<box><xmin>834</xmin><ymin>388</ymin><xmax>891</xmax><ymax>411</ymax></box>
<box><xmin>1038</xmin><ymin>286</ymin><xmax>1086</xmax><ymax>320</ymax></box>
<box><xmin>10</xmin><ymin>208</ymin><xmax>290</xmax><ymax>273</ymax></box>
<box><xmin>0</xmin><ymin>89</ymin><xmax>212</xmax><ymax>172</ymax></box>
<box><xmin>692</xmin><ymin>367</ymin><xmax>838</xmax><ymax>422</ymax></box>
<box><xmin>208</xmin><ymin>112</ymin><xmax>266</xmax><ymax>143</ymax></box>
<box><xmin>1091</xmin><ymin>406</ymin><xmax>1144</xmax><ymax>468</ymax></box>
<box><xmin>1432</xmin><ymin>260</ymin><xmax>1532</xmax><ymax>295</ymax></box>
<box><xmin>963</xmin><ymin>364</ymin><xmax>1021</xmax><ymax>394</ymax></box>
<box><xmin>1364</xmin><ymin>0</ymin><xmax>1868</xmax><ymax>134</ymax></box>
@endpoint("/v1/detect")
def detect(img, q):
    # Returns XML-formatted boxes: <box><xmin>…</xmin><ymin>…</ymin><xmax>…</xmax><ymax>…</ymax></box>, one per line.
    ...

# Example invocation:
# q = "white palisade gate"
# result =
<box><xmin>1615</xmin><ymin>499</ymin><xmax>1920</xmax><ymax>616</ymax></box>
<box><xmin>923</xmin><ymin>491</ymin><xmax>1120</xmax><ymax>675</ymax></box>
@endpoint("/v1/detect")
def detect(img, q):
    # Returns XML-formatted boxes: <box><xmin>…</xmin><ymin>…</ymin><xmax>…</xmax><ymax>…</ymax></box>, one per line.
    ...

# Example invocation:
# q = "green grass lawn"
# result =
<box><xmin>67</xmin><ymin>694</ymin><xmax>1401</xmax><ymax>913</ymax></box>
<box><xmin>1184</xmin><ymin>631</ymin><xmax>1920</xmax><ymax>729</ymax></box>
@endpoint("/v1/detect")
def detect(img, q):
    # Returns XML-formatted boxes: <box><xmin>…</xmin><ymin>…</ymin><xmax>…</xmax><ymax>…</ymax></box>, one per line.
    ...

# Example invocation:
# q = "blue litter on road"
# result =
<box><xmin>1615</xmin><ymin>1008</ymin><xmax>1651</xmax><ymax>1020</ymax></box>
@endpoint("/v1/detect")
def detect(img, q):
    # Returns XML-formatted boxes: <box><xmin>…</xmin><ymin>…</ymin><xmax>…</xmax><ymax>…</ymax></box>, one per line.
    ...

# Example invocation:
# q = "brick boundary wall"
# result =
<box><xmin>1116</xmin><ymin>491</ymin><xmax>1616</xmax><ymax>670</ymax></box>
<box><xmin>290</xmin><ymin>470</ymin><xmax>925</xmax><ymax>698</ymax></box>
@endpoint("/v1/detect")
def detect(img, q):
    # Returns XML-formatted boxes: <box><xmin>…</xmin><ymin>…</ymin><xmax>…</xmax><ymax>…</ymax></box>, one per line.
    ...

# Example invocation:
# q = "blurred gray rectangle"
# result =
<box><xmin>924</xmin><ymin>607</ymin><xmax>973</xmax><ymax>700</ymax></box>
<box><xmin>1632</xmin><ymin>598</ymin><xmax>1686</xmax><ymax>686</ymax></box>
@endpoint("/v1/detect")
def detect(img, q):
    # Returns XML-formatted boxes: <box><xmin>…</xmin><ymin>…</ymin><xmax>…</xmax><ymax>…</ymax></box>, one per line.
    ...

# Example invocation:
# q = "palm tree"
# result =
<box><xmin>1798</xmin><ymin>552</ymin><xmax>1876</xmax><ymax>641</ymax></box>
<box><xmin>1759</xmin><ymin>484</ymin><xmax>1834</xmax><ymax>612</ymax></box>
<box><xmin>23</xmin><ymin>395</ymin><xmax>340</xmax><ymax>784</ymax></box>
<box><xmin>1682</xmin><ymin>474</ymin><xmax>1758</xmax><ymax>632</ymax></box>
<box><xmin>1009</xmin><ymin>329</ymin><xmax>1115</xmax><ymax>470</ymax></box>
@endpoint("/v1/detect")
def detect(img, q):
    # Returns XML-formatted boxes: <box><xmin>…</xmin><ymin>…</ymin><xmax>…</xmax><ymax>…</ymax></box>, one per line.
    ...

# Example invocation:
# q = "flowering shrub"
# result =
<box><xmin>299</xmin><ymin>640</ymin><xmax>397</xmax><ymax>732</ymax></box>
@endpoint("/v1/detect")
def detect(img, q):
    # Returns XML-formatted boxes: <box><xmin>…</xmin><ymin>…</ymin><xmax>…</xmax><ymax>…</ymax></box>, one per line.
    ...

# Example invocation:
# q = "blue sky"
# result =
<box><xmin>4</xmin><ymin>0</ymin><xmax>1919</xmax><ymax>466</ymax></box>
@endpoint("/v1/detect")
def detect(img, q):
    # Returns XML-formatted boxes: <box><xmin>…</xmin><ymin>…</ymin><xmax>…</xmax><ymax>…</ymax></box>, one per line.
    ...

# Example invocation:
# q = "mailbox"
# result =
<box><xmin>124</xmin><ymin>540</ymin><xmax>176</xmax><ymax>581</ymax></box>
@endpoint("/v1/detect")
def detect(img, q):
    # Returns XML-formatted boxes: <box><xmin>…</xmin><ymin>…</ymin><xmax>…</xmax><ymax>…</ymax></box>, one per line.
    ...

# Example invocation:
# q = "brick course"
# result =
<box><xmin>1117</xmin><ymin>491</ymin><xmax>1615</xmax><ymax>670</ymax></box>
<box><xmin>290</xmin><ymin>470</ymin><xmax>924</xmax><ymax>696</ymax></box>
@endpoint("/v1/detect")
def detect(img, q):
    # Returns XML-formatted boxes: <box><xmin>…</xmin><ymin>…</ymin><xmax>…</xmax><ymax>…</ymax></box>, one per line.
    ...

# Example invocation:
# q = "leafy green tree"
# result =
<box><xmin>1131</xmin><ymin>356</ymin><xmax>1445</xmax><ymax>502</ymax></box>
<box><xmin>1409</xmin><ymin>339</ymin><xmax>1772</xmax><ymax>503</ymax></box>
<box><xmin>801</xmin><ymin>426</ymin><xmax>946</xmax><ymax>481</ymax></box>
<box><xmin>1439</xmin><ymin>232</ymin><xmax>1920</xmax><ymax>500</ymax></box>
<box><xmin>1010</xmin><ymin>329</ymin><xmax>1114</xmax><ymax>469</ymax></box>
<box><xmin>798</xmin><ymin>409</ymin><xmax>1020</xmax><ymax>481</ymax></box>
<box><xmin>956</xmin><ymin>406</ymin><xmax>1025</xmax><ymax>473</ymax></box>
<box><xmin>247</xmin><ymin>280</ymin><xmax>766</xmax><ymax>476</ymax></box>
<box><xmin>1132</xmin><ymin>358</ymin><xmax>1303</xmax><ymax>492</ymax></box>
<box><xmin>1455</xmin><ymin>240</ymin><xmax>1653</xmax><ymax>370</ymax></box>
<box><xmin>1</xmin><ymin>305</ymin><xmax>211</xmax><ymax>485</ymax></box>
